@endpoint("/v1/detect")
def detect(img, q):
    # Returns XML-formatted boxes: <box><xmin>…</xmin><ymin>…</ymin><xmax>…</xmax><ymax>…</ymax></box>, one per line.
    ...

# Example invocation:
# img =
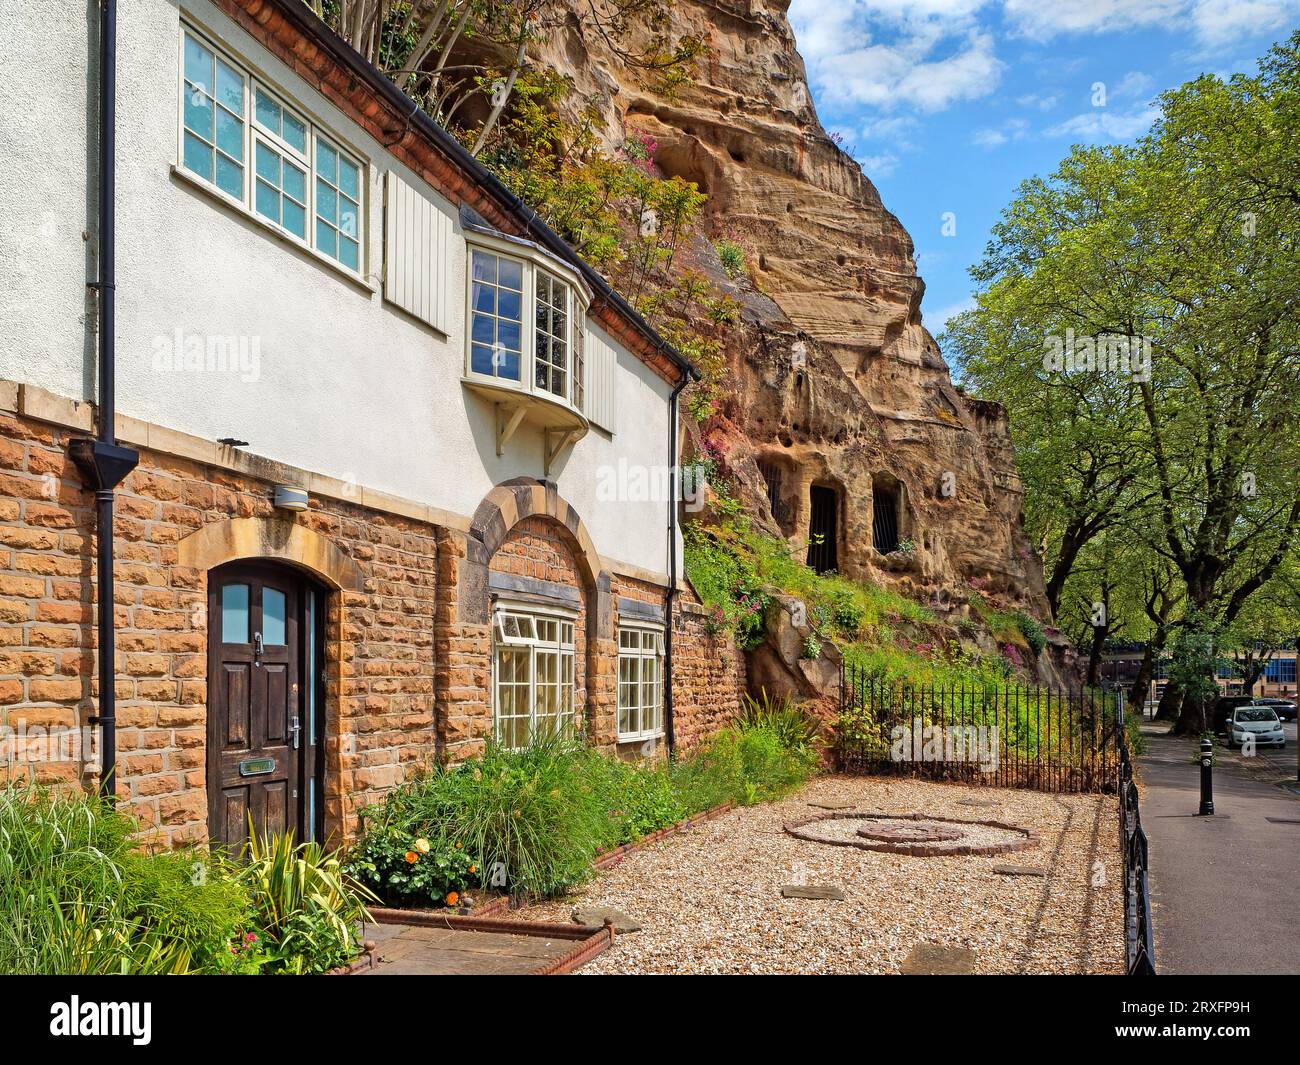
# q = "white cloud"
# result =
<box><xmin>1114</xmin><ymin>70</ymin><xmax>1156</xmax><ymax>99</ymax></box>
<box><xmin>856</xmin><ymin>151</ymin><xmax>903</xmax><ymax>177</ymax></box>
<box><xmin>1004</xmin><ymin>0</ymin><xmax>1299</xmax><ymax>45</ymax></box>
<box><xmin>1016</xmin><ymin>91</ymin><xmax>1060</xmax><ymax>111</ymax></box>
<box><xmin>1188</xmin><ymin>0</ymin><xmax>1300</xmax><ymax>47</ymax></box>
<box><xmin>790</xmin><ymin>1</ymin><xmax>1004</xmax><ymax>112</ymax></box>
<box><xmin>810</xmin><ymin>29</ymin><xmax>1004</xmax><ymax>111</ymax></box>
<box><xmin>972</xmin><ymin>117</ymin><xmax>1030</xmax><ymax>147</ymax></box>
<box><xmin>860</xmin><ymin>115</ymin><xmax>919</xmax><ymax>140</ymax></box>
<box><xmin>929</xmin><ymin>295</ymin><xmax>977</xmax><ymax>329</ymax></box>
<box><xmin>1003</xmin><ymin>0</ymin><xmax>1186</xmax><ymax>40</ymax></box>
<box><xmin>1047</xmin><ymin>105</ymin><xmax>1160</xmax><ymax>140</ymax></box>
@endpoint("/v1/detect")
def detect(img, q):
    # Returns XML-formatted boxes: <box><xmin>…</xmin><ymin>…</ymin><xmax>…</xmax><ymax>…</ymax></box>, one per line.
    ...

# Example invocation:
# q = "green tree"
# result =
<box><xmin>954</xmin><ymin>33</ymin><xmax>1300</xmax><ymax>732</ymax></box>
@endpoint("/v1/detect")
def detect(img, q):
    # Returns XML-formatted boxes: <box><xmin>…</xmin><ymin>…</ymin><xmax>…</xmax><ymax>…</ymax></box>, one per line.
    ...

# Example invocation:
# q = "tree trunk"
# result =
<box><xmin>1086</xmin><ymin>624</ymin><xmax>1107</xmax><ymax>688</ymax></box>
<box><xmin>1155</xmin><ymin>680</ymin><xmax>1183</xmax><ymax>721</ymax></box>
<box><xmin>1173</xmin><ymin>687</ymin><xmax>1208</xmax><ymax>735</ymax></box>
<box><xmin>1128</xmin><ymin>643</ymin><xmax>1157</xmax><ymax>713</ymax></box>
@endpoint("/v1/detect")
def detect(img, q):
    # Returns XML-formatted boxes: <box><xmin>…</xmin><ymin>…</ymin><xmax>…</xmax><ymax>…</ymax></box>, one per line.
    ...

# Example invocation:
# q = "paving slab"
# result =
<box><xmin>357</xmin><ymin>920</ymin><xmax>575</xmax><ymax>975</ymax></box>
<box><xmin>779</xmin><ymin>884</ymin><xmax>846</xmax><ymax>900</ymax></box>
<box><xmin>899</xmin><ymin>943</ymin><xmax>975</xmax><ymax>975</ymax></box>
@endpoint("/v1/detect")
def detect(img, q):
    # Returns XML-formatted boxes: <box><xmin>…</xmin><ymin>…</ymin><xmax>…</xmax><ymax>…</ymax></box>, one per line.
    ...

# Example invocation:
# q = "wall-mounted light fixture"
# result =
<box><xmin>273</xmin><ymin>485</ymin><xmax>309</xmax><ymax>512</ymax></box>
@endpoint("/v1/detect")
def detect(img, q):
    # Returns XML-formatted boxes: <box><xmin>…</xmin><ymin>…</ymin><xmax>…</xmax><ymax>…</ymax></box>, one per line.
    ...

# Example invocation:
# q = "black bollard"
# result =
<box><xmin>1198</xmin><ymin>737</ymin><xmax>1214</xmax><ymax>816</ymax></box>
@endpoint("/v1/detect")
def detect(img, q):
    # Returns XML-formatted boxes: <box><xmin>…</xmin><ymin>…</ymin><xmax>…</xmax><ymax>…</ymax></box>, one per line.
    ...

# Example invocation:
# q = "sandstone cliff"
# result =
<box><xmin>539</xmin><ymin>0</ymin><xmax>1057</xmax><ymax>646</ymax></box>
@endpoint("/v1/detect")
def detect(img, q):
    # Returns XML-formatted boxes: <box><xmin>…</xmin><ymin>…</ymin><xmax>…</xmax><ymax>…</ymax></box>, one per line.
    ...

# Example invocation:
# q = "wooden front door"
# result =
<box><xmin>207</xmin><ymin>560</ymin><xmax>321</xmax><ymax>848</ymax></box>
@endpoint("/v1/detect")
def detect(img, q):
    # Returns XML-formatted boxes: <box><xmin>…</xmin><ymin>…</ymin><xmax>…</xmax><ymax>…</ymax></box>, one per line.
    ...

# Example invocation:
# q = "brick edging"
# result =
<box><xmin>591</xmin><ymin>802</ymin><xmax>735</xmax><ymax>871</ymax></box>
<box><xmin>783</xmin><ymin>810</ymin><xmax>1040</xmax><ymax>857</ymax></box>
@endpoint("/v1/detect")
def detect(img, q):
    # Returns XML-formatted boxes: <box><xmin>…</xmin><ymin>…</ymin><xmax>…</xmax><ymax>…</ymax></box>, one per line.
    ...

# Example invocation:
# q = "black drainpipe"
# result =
<box><xmin>663</xmin><ymin>371</ymin><xmax>695</xmax><ymax>756</ymax></box>
<box><xmin>70</xmin><ymin>0</ymin><xmax>139</xmax><ymax>800</ymax></box>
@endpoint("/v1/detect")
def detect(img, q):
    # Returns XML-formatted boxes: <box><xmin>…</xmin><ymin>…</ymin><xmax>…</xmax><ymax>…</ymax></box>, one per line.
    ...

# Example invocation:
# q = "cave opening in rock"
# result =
<box><xmin>806</xmin><ymin>484</ymin><xmax>839</xmax><ymax>574</ymax></box>
<box><xmin>872</xmin><ymin>476</ymin><xmax>900</xmax><ymax>553</ymax></box>
<box><xmin>757</xmin><ymin>457</ymin><xmax>794</xmax><ymax>535</ymax></box>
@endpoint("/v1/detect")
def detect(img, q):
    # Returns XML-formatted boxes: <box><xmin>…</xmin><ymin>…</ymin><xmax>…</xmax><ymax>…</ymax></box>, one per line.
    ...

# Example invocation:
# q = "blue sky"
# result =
<box><xmin>787</xmin><ymin>0</ymin><xmax>1299</xmax><ymax>334</ymax></box>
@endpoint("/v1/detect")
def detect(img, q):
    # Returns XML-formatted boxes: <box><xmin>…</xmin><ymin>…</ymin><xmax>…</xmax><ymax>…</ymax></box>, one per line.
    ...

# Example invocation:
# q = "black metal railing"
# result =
<box><xmin>836</xmin><ymin>666</ymin><xmax>1120</xmax><ymax>793</ymax></box>
<box><xmin>1116</xmin><ymin>700</ymin><xmax>1156</xmax><ymax>975</ymax></box>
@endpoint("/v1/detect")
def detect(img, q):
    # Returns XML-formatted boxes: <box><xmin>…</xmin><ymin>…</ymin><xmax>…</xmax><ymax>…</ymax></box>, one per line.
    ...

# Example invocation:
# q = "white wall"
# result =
<box><xmin>0</xmin><ymin>0</ymin><xmax>676</xmax><ymax>576</ymax></box>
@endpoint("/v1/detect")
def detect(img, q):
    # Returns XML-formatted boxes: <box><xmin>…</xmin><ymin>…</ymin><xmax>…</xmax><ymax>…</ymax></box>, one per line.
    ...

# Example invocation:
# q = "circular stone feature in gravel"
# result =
<box><xmin>785</xmin><ymin>811</ymin><xmax>1038</xmax><ymax>857</ymax></box>
<box><xmin>856</xmin><ymin>822</ymin><xmax>966</xmax><ymax>844</ymax></box>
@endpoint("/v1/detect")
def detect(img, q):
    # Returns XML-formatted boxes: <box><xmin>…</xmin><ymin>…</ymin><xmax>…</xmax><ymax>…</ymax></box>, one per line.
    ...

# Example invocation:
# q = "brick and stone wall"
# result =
<box><xmin>0</xmin><ymin>401</ymin><xmax>443</xmax><ymax>846</ymax></box>
<box><xmin>671</xmin><ymin>597</ymin><xmax>747</xmax><ymax>750</ymax></box>
<box><xmin>0</xmin><ymin>389</ymin><xmax>750</xmax><ymax>848</ymax></box>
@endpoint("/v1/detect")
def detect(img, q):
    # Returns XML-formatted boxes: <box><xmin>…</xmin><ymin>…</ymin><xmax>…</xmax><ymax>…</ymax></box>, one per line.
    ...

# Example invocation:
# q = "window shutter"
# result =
<box><xmin>383</xmin><ymin>170</ymin><xmax>452</xmax><ymax>332</ymax></box>
<box><xmin>584</xmin><ymin>327</ymin><xmax>618</xmax><ymax>432</ymax></box>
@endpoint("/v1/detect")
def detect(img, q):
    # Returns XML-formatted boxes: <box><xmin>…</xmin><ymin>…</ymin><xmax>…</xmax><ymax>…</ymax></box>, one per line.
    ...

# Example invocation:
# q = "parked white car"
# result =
<box><xmin>1226</xmin><ymin>705</ymin><xmax>1287</xmax><ymax>749</ymax></box>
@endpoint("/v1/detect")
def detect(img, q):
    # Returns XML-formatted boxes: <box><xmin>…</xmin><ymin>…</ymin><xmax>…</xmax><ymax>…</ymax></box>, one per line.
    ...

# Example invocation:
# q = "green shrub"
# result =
<box><xmin>239</xmin><ymin>830</ymin><xmax>375</xmax><ymax>974</ymax></box>
<box><xmin>669</xmin><ymin>735</ymin><xmax>745</xmax><ymax>813</ymax></box>
<box><xmin>1015</xmin><ymin>611</ymin><xmax>1048</xmax><ymax>657</ymax></box>
<box><xmin>737</xmin><ymin>689</ymin><xmax>822</xmax><ymax>752</ymax></box>
<box><xmin>0</xmin><ymin>785</ymin><xmax>254</xmax><ymax>975</ymax></box>
<box><xmin>587</xmin><ymin>756</ymin><xmax>688</xmax><ymax>846</ymax></box>
<box><xmin>350</xmin><ymin>719</ymin><xmax>821</xmax><ymax>902</ymax></box>
<box><xmin>683</xmin><ymin>524</ymin><xmax>770</xmax><ymax>649</ymax></box>
<box><xmin>357</xmin><ymin>737</ymin><xmax>611</xmax><ymax>898</ymax></box>
<box><xmin>344</xmin><ymin>826</ymin><xmax>477</xmax><ymax>908</ymax></box>
<box><xmin>714</xmin><ymin>238</ymin><xmax>747</xmax><ymax>278</ymax></box>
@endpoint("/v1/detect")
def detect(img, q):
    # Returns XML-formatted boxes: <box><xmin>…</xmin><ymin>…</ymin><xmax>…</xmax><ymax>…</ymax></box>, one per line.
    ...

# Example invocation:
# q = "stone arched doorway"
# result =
<box><xmin>205</xmin><ymin>558</ymin><xmax>327</xmax><ymax>847</ymax></box>
<box><xmin>178</xmin><ymin>516</ymin><xmax>365</xmax><ymax>846</ymax></box>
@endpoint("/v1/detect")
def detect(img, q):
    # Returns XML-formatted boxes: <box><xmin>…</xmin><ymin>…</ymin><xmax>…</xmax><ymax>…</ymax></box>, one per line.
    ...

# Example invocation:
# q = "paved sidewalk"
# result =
<box><xmin>1137</xmin><ymin>724</ymin><xmax>1300</xmax><ymax>974</ymax></box>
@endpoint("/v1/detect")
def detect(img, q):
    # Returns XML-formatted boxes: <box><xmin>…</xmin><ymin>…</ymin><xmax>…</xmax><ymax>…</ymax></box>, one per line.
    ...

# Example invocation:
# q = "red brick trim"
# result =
<box><xmin>592</xmin><ymin>801</ymin><xmax>735</xmax><ymax>870</ymax></box>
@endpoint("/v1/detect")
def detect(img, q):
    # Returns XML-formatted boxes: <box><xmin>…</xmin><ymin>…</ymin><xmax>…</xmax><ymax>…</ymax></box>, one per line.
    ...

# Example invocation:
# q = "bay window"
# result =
<box><xmin>493</xmin><ymin>607</ymin><xmax>577</xmax><ymax>749</ymax></box>
<box><xmin>464</xmin><ymin>241</ymin><xmax>588</xmax><ymax>415</ymax></box>
<box><xmin>178</xmin><ymin>26</ymin><xmax>366</xmax><ymax>277</ymax></box>
<box><xmin>470</xmin><ymin>250</ymin><xmax>524</xmax><ymax>382</ymax></box>
<box><xmin>618</xmin><ymin>626</ymin><xmax>664</xmax><ymax>743</ymax></box>
<box><xmin>535</xmin><ymin>271</ymin><xmax>569</xmax><ymax>398</ymax></box>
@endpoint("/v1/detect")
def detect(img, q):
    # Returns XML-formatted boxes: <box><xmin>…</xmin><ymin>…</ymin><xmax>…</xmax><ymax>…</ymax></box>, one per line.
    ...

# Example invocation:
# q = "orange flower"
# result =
<box><xmin>454</xmin><ymin>841</ymin><xmax>462</xmax><ymax>849</ymax></box>
<box><xmin>468</xmin><ymin>865</ymin><xmax>476</xmax><ymax>875</ymax></box>
<box><xmin>404</xmin><ymin>851</ymin><xmax>419</xmax><ymax>864</ymax></box>
<box><xmin>446</xmin><ymin>891</ymin><xmax>460</xmax><ymax>907</ymax></box>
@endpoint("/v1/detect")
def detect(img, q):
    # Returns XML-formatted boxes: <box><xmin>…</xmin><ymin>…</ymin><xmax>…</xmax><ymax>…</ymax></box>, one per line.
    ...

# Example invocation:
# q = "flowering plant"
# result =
<box><xmin>345</xmin><ymin>827</ymin><xmax>478</xmax><ymax>908</ymax></box>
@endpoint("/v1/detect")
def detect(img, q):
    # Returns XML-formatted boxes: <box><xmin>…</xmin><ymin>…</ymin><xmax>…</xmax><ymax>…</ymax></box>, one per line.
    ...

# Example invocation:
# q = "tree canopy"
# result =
<box><xmin>947</xmin><ymin>32</ymin><xmax>1300</xmax><ymax>730</ymax></box>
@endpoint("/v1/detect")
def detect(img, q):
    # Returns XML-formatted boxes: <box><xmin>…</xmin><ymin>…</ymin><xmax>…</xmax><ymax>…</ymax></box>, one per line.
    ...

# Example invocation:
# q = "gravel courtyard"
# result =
<box><xmin>523</xmin><ymin>775</ymin><xmax>1125</xmax><ymax>974</ymax></box>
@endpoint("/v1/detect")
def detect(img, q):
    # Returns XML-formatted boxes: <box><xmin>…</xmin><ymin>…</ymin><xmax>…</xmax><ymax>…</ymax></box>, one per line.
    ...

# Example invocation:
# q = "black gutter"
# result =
<box><xmin>70</xmin><ymin>0</ymin><xmax>139</xmax><ymax>800</ymax></box>
<box><xmin>663</xmin><ymin>377</ymin><xmax>690</xmax><ymax>756</ymax></box>
<box><xmin>272</xmin><ymin>0</ymin><xmax>696</xmax><ymax>382</ymax></box>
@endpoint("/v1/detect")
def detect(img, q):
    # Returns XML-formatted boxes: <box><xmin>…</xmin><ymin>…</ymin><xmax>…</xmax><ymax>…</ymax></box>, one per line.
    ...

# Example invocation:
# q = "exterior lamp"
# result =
<box><xmin>273</xmin><ymin>485</ymin><xmax>309</xmax><ymax>512</ymax></box>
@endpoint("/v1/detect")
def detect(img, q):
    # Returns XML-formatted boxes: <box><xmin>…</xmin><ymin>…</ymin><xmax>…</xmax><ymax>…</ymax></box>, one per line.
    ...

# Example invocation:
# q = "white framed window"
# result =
<box><xmin>572</xmin><ymin>320</ymin><xmax>585</xmax><ymax>412</ymax></box>
<box><xmin>464</xmin><ymin>241</ymin><xmax>588</xmax><ymax>411</ymax></box>
<box><xmin>182</xmin><ymin>32</ymin><xmax>246</xmax><ymax>202</ymax></box>
<box><xmin>251</xmin><ymin>86</ymin><xmax>308</xmax><ymax>242</ymax></box>
<box><xmin>177</xmin><ymin>25</ymin><xmax>366</xmax><ymax>277</ymax></box>
<box><xmin>315</xmin><ymin>138</ymin><xmax>363</xmax><ymax>271</ymax></box>
<box><xmin>535</xmin><ymin>271</ymin><xmax>569</xmax><ymax>398</ymax></box>
<box><xmin>618</xmin><ymin>625</ymin><xmax>664</xmax><ymax>743</ymax></box>
<box><xmin>470</xmin><ymin>250</ymin><xmax>524</xmax><ymax>382</ymax></box>
<box><xmin>493</xmin><ymin>606</ymin><xmax>577</xmax><ymax>749</ymax></box>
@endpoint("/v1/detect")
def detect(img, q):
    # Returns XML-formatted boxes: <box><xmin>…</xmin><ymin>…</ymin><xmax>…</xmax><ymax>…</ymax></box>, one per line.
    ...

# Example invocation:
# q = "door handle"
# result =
<box><xmin>290</xmin><ymin>715</ymin><xmax>301</xmax><ymax>750</ymax></box>
<box><xmin>253</xmin><ymin>631</ymin><xmax>263</xmax><ymax>666</ymax></box>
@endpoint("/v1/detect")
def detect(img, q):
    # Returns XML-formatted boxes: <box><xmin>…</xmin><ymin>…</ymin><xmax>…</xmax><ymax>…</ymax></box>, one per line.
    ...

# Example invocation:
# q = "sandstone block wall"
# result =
<box><xmin>0</xmin><ymin>395</ymin><xmax>747</xmax><ymax>846</ymax></box>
